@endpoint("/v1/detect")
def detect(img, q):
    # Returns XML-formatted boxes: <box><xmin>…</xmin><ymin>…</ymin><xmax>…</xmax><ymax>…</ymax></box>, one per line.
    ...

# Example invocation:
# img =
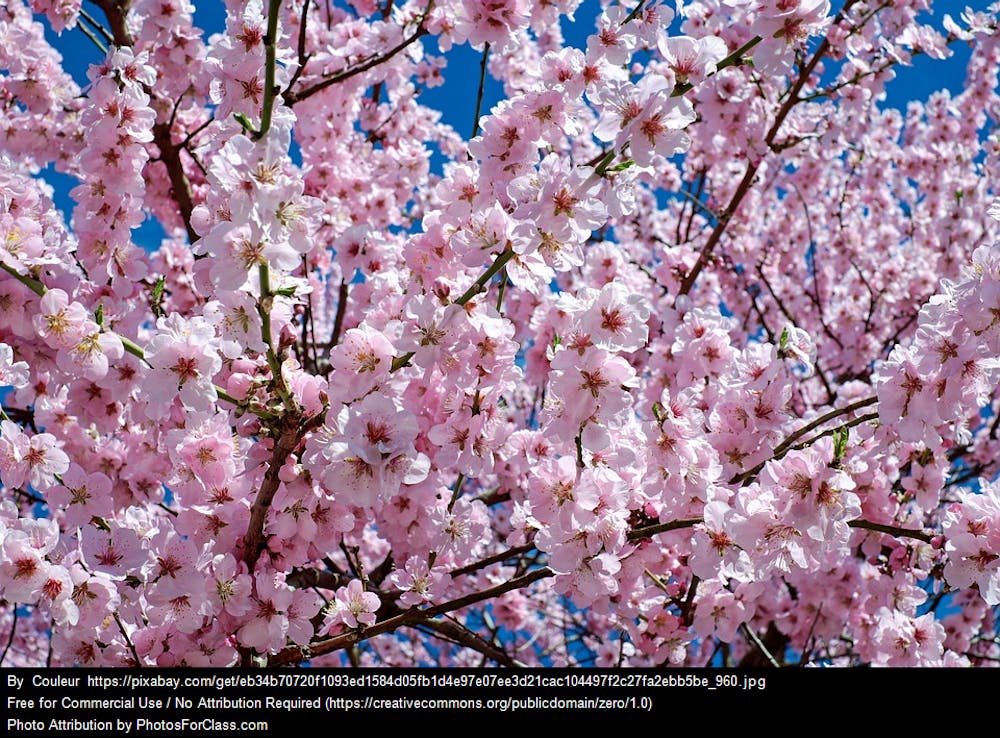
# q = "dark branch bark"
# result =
<box><xmin>241</xmin><ymin>419</ymin><xmax>303</xmax><ymax>570</ymax></box>
<box><xmin>93</xmin><ymin>0</ymin><xmax>198</xmax><ymax>243</ymax></box>
<box><xmin>420</xmin><ymin>619</ymin><xmax>518</xmax><ymax>667</ymax></box>
<box><xmin>449</xmin><ymin>544</ymin><xmax>536</xmax><ymax>578</ymax></box>
<box><xmin>678</xmin><ymin>0</ymin><xmax>862</xmax><ymax>295</ymax></box>
<box><xmin>241</xmin><ymin>411</ymin><xmax>326</xmax><ymax>571</ymax></box>
<box><xmin>269</xmin><ymin>566</ymin><xmax>553</xmax><ymax>665</ymax></box>
<box><xmin>285</xmin><ymin>3</ymin><xmax>434</xmax><ymax>106</ymax></box>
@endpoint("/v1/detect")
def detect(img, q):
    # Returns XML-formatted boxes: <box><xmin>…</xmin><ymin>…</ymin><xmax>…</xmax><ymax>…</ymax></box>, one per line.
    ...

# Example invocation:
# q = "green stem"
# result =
<box><xmin>454</xmin><ymin>247</ymin><xmax>515</xmax><ymax>306</ymax></box>
<box><xmin>0</xmin><ymin>262</ymin><xmax>45</xmax><ymax>297</ymax></box>
<box><xmin>391</xmin><ymin>248</ymin><xmax>516</xmax><ymax>373</ymax></box>
<box><xmin>255</xmin><ymin>0</ymin><xmax>283</xmax><ymax>140</ymax></box>
<box><xmin>257</xmin><ymin>263</ymin><xmax>296</xmax><ymax>410</ymax></box>
<box><xmin>75</xmin><ymin>19</ymin><xmax>108</xmax><ymax>54</ymax></box>
<box><xmin>788</xmin><ymin>412</ymin><xmax>879</xmax><ymax>455</ymax></box>
<box><xmin>495</xmin><ymin>268</ymin><xmax>507</xmax><ymax>313</ymax></box>
<box><xmin>2</xmin><ymin>260</ymin><xmax>260</xmax><ymax>416</ymax></box>
<box><xmin>119</xmin><ymin>335</ymin><xmax>149</xmax><ymax>364</ymax></box>
<box><xmin>774</xmin><ymin>396</ymin><xmax>878</xmax><ymax>457</ymax></box>
<box><xmin>120</xmin><ymin>333</ymin><xmax>245</xmax><ymax>411</ymax></box>
<box><xmin>670</xmin><ymin>36</ymin><xmax>763</xmax><ymax>98</ymax></box>
<box><xmin>593</xmin><ymin>150</ymin><xmax>617</xmax><ymax>177</ymax></box>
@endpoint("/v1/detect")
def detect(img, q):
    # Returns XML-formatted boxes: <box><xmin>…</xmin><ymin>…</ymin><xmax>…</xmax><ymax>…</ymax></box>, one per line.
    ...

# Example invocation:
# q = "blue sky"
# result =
<box><xmin>34</xmin><ymin>0</ymin><xmax>994</xmax><ymax>246</ymax></box>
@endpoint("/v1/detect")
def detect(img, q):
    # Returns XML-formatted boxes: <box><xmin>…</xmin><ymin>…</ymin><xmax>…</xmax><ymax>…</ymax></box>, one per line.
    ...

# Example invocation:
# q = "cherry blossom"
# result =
<box><xmin>0</xmin><ymin>0</ymin><xmax>997</xmax><ymax>669</ymax></box>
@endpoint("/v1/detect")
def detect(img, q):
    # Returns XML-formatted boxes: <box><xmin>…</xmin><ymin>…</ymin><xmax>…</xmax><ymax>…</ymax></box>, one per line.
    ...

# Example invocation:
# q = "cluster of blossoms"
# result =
<box><xmin>0</xmin><ymin>0</ymin><xmax>998</xmax><ymax>668</ymax></box>
<box><xmin>71</xmin><ymin>49</ymin><xmax>156</xmax><ymax>294</ymax></box>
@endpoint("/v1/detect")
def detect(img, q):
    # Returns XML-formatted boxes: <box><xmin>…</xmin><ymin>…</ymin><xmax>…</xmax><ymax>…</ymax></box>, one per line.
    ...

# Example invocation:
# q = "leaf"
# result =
<box><xmin>607</xmin><ymin>159</ymin><xmax>636</xmax><ymax>173</ymax></box>
<box><xmin>152</xmin><ymin>275</ymin><xmax>166</xmax><ymax>318</ymax></box>
<box><xmin>234</xmin><ymin>112</ymin><xmax>256</xmax><ymax>135</ymax></box>
<box><xmin>832</xmin><ymin>426</ymin><xmax>849</xmax><ymax>463</ymax></box>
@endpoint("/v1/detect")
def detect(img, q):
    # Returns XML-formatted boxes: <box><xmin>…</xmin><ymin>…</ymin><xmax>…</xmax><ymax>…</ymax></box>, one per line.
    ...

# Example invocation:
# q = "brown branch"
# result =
<box><xmin>329</xmin><ymin>279</ymin><xmax>349</xmax><ymax>348</ymax></box>
<box><xmin>284</xmin><ymin>0</ymin><xmax>313</xmax><ymax>94</ymax></box>
<box><xmin>847</xmin><ymin>519</ymin><xmax>933</xmax><ymax>544</ymax></box>
<box><xmin>241</xmin><ymin>420</ymin><xmax>302</xmax><ymax>570</ymax></box>
<box><xmin>627</xmin><ymin>517</ymin><xmax>702</xmax><ymax>542</ymax></box>
<box><xmin>678</xmin><ymin>0</ymin><xmax>861</xmax><ymax>295</ymax></box>
<box><xmin>93</xmin><ymin>0</ymin><xmax>198</xmax><ymax>243</ymax></box>
<box><xmin>286</xmin><ymin>567</ymin><xmax>350</xmax><ymax>591</ymax></box>
<box><xmin>420</xmin><ymin>618</ymin><xmax>518</xmax><ymax>667</ymax></box>
<box><xmin>152</xmin><ymin>124</ymin><xmax>199</xmax><ymax>243</ymax></box>
<box><xmin>113</xmin><ymin>612</ymin><xmax>142</xmax><ymax>668</ymax></box>
<box><xmin>92</xmin><ymin>0</ymin><xmax>133</xmax><ymax>46</ymax></box>
<box><xmin>449</xmin><ymin>543</ymin><xmax>536</xmax><ymax>578</ymax></box>
<box><xmin>680</xmin><ymin>574</ymin><xmax>699</xmax><ymax>625</ymax></box>
<box><xmin>729</xmin><ymin>397</ymin><xmax>878</xmax><ymax>486</ymax></box>
<box><xmin>285</xmin><ymin>3</ymin><xmax>434</xmax><ymax>106</ymax></box>
<box><xmin>241</xmin><ymin>410</ymin><xmax>327</xmax><ymax>570</ymax></box>
<box><xmin>269</xmin><ymin>566</ymin><xmax>553</xmax><ymax>665</ymax></box>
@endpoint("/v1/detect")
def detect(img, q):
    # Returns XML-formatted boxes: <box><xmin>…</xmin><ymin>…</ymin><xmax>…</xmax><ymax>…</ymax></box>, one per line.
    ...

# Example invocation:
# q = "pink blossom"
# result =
<box><xmin>0</xmin><ymin>0</ymin><xmax>998</xmax><ymax>670</ymax></box>
<box><xmin>33</xmin><ymin>290</ymin><xmax>89</xmax><ymax>351</ymax></box>
<box><xmin>238</xmin><ymin>571</ymin><xmax>294</xmax><ymax>654</ymax></box>
<box><xmin>327</xmin><ymin>579</ymin><xmax>380</xmax><ymax>630</ymax></box>
<box><xmin>388</xmin><ymin>556</ymin><xmax>448</xmax><ymax>607</ymax></box>
<box><xmin>943</xmin><ymin>480</ymin><xmax>1000</xmax><ymax>605</ymax></box>
<box><xmin>142</xmin><ymin>313</ymin><xmax>222</xmax><ymax>418</ymax></box>
<box><xmin>328</xmin><ymin>325</ymin><xmax>395</xmax><ymax>400</ymax></box>
<box><xmin>46</xmin><ymin>464</ymin><xmax>113</xmax><ymax>529</ymax></box>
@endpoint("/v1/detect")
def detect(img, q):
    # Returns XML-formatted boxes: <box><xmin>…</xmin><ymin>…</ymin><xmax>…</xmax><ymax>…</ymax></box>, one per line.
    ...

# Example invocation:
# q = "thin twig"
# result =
<box><xmin>742</xmin><ymin>623</ymin><xmax>781</xmax><ymax>667</ymax></box>
<box><xmin>679</xmin><ymin>1</ymin><xmax>861</xmax><ymax>295</ymax></box>
<box><xmin>847</xmin><ymin>519</ymin><xmax>933</xmax><ymax>544</ymax></box>
<box><xmin>0</xmin><ymin>605</ymin><xmax>18</xmax><ymax>666</ymax></box>
<box><xmin>449</xmin><ymin>544</ymin><xmax>536</xmax><ymax>578</ymax></box>
<box><xmin>470</xmin><ymin>43</ymin><xmax>490</xmax><ymax>139</ymax></box>
<box><xmin>113</xmin><ymin>612</ymin><xmax>142</xmax><ymax>667</ymax></box>
<box><xmin>627</xmin><ymin>517</ymin><xmax>702</xmax><ymax>542</ymax></box>
<box><xmin>286</xmin><ymin>2</ymin><xmax>434</xmax><ymax>106</ymax></box>
<box><xmin>269</xmin><ymin>567</ymin><xmax>554</xmax><ymax>665</ymax></box>
<box><xmin>75</xmin><ymin>20</ymin><xmax>108</xmax><ymax>54</ymax></box>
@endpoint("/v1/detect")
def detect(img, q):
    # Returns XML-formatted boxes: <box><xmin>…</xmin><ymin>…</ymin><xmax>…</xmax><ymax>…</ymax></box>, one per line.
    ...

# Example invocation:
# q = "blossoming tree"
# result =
<box><xmin>1</xmin><ymin>0</ymin><xmax>998</xmax><ymax>667</ymax></box>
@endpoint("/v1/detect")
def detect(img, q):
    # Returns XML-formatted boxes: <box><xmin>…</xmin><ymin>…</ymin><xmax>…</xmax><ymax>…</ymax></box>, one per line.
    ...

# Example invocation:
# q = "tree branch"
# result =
<box><xmin>678</xmin><ymin>0</ymin><xmax>861</xmax><ymax>295</ymax></box>
<box><xmin>470</xmin><ymin>43</ymin><xmax>490</xmax><ymax>139</ymax></box>
<box><xmin>254</xmin><ymin>0</ymin><xmax>283</xmax><ymax>140</ymax></box>
<box><xmin>449</xmin><ymin>544</ymin><xmax>536</xmax><ymax>578</ymax></box>
<box><xmin>269</xmin><ymin>566</ymin><xmax>553</xmax><ymax>665</ymax></box>
<box><xmin>285</xmin><ymin>3</ymin><xmax>434</xmax><ymax>106</ymax></box>
<box><xmin>847</xmin><ymin>519</ymin><xmax>933</xmax><ymax>544</ymax></box>
<box><xmin>241</xmin><ymin>410</ymin><xmax>326</xmax><ymax>571</ymax></box>
<box><xmin>627</xmin><ymin>517</ymin><xmax>702</xmax><ymax>542</ymax></box>
<box><xmin>328</xmin><ymin>279</ymin><xmax>349</xmax><ymax>348</ymax></box>
<box><xmin>391</xmin><ymin>247</ymin><xmax>515</xmax><ymax>372</ymax></box>
<box><xmin>93</xmin><ymin>0</ymin><xmax>198</xmax><ymax>242</ymax></box>
<box><xmin>113</xmin><ymin>611</ymin><xmax>142</xmax><ymax>667</ymax></box>
<box><xmin>729</xmin><ymin>397</ymin><xmax>878</xmax><ymax>485</ymax></box>
<box><xmin>420</xmin><ymin>618</ymin><xmax>519</xmax><ymax>667</ymax></box>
